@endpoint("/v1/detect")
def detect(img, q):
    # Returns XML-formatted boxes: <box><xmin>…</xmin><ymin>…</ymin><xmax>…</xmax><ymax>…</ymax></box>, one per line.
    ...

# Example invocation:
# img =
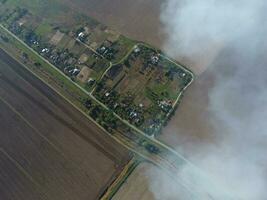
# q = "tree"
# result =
<box><xmin>103</xmin><ymin>111</ymin><xmax>117</xmax><ymax>129</ymax></box>
<box><xmin>0</xmin><ymin>36</ymin><xmax>9</xmax><ymax>42</ymax></box>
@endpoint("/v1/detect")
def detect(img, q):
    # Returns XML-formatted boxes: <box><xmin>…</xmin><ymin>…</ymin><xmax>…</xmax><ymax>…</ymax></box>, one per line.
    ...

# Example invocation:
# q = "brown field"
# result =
<box><xmin>160</xmin><ymin>71</ymin><xmax>216</xmax><ymax>157</ymax></box>
<box><xmin>0</xmin><ymin>49</ymin><xmax>130</xmax><ymax>200</ymax></box>
<box><xmin>49</xmin><ymin>30</ymin><xmax>65</xmax><ymax>45</ymax></box>
<box><xmin>114</xmin><ymin>66</ymin><xmax>147</xmax><ymax>96</ymax></box>
<box><xmin>77</xmin><ymin>66</ymin><xmax>92</xmax><ymax>83</ymax></box>
<box><xmin>112</xmin><ymin>163</ymin><xmax>155</xmax><ymax>200</ymax></box>
<box><xmin>62</xmin><ymin>0</ymin><xmax>165</xmax><ymax>49</ymax></box>
<box><xmin>112</xmin><ymin>162</ymin><xmax>188</xmax><ymax>200</ymax></box>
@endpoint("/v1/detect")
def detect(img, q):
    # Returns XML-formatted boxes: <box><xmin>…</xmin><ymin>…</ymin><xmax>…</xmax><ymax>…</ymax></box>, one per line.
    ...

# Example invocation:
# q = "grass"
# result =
<box><xmin>57</xmin><ymin>34</ymin><xmax>71</xmax><ymax>48</ymax></box>
<box><xmin>0</xmin><ymin>25</ymin><xmax>88</xmax><ymax>107</ymax></box>
<box><xmin>35</xmin><ymin>22</ymin><xmax>53</xmax><ymax>37</ymax></box>
<box><xmin>112</xmin><ymin>35</ymin><xmax>136</xmax><ymax>63</ymax></box>
<box><xmin>148</xmin><ymin>80</ymin><xmax>178</xmax><ymax>100</ymax></box>
<box><xmin>68</xmin><ymin>40</ymin><xmax>86</xmax><ymax>55</ymax></box>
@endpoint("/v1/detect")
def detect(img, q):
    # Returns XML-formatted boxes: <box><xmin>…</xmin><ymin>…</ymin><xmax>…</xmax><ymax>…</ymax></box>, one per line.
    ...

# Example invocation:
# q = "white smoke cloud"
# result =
<box><xmin>147</xmin><ymin>0</ymin><xmax>267</xmax><ymax>199</ymax></box>
<box><xmin>160</xmin><ymin>0</ymin><xmax>265</xmax><ymax>74</ymax></box>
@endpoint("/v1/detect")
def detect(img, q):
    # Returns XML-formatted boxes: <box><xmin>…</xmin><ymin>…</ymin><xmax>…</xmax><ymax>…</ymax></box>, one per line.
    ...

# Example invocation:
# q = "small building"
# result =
<box><xmin>41</xmin><ymin>48</ymin><xmax>49</xmax><ymax>53</ymax></box>
<box><xmin>87</xmin><ymin>78</ymin><xmax>95</xmax><ymax>86</ymax></box>
<box><xmin>151</xmin><ymin>55</ymin><xmax>159</xmax><ymax>65</ymax></box>
<box><xmin>78</xmin><ymin>32</ymin><xmax>85</xmax><ymax>38</ymax></box>
<box><xmin>134</xmin><ymin>46</ymin><xmax>141</xmax><ymax>53</ymax></box>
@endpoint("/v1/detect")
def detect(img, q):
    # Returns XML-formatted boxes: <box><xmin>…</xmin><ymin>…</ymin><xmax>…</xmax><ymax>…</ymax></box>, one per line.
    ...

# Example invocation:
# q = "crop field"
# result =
<box><xmin>112</xmin><ymin>162</ymin><xmax>193</xmax><ymax>200</ymax></box>
<box><xmin>112</xmin><ymin>162</ymin><xmax>187</xmax><ymax>200</ymax></box>
<box><xmin>112</xmin><ymin>163</ymin><xmax>155</xmax><ymax>200</ymax></box>
<box><xmin>0</xmin><ymin>49</ymin><xmax>130</xmax><ymax>200</ymax></box>
<box><xmin>59</xmin><ymin>0</ymin><xmax>164</xmax><ymax>49</ymax></box>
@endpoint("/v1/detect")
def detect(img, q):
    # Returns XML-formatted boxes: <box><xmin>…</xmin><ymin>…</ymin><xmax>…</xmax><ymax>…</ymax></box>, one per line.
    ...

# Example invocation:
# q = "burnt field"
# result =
<box><xmin>0</xmin><ymin>49</ymin><xmax>130</xmax><ymax>200</ymax></box>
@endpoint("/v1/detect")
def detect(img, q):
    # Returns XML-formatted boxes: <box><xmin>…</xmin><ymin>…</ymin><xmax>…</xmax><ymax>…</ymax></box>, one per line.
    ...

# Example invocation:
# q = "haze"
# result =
<box><xmin>148</xmin><ymin>0</ymin><xmax>267</xmax><ymax>199</ymax></box>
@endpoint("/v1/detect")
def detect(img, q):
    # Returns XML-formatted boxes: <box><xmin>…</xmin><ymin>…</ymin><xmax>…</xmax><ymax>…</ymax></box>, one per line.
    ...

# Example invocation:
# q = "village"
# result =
<box><xmin>0</xmin><ymin>6</ymin><xmax>193</xmax><ymax>136</ymax></box>
<box><xmin>93</xmin><ymin>44</ymin><xmax>193</xmax><ymax>135</ymax></box>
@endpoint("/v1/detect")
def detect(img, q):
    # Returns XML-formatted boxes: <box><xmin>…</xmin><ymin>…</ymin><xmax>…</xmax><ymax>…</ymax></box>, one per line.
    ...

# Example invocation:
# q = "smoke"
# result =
<box><xmin>160</xmin><ymin>0</ymin><xmax>265</xmax><ymax>74</ymax></box>
<box><xmin>147</xmin><ymin>0</ymin><xmax>267</xmax><ymax>199</ymax></box>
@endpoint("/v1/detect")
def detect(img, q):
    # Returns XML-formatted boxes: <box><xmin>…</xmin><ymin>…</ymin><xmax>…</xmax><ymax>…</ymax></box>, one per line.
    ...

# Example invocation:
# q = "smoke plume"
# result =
<box><xmin>147</xmin><ymin>0</ymin><xmax>267</xmax><ymax>199</ymax></box>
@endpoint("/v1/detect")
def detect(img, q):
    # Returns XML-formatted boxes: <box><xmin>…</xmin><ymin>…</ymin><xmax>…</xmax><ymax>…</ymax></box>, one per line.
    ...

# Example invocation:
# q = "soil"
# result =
<box><xmin>112</xmin><ymin>163</ymin><xmax>155</xmax><ymax>200</ymax></box>
<box><xmin>0</xmin><ymin>49</ymin><xmax>131</xmax><ymax>200</ymax></box>
<box><xmin>63</xmin><ymin>0</ymin><xmax>165</xmax><ymax>49</ymax></box>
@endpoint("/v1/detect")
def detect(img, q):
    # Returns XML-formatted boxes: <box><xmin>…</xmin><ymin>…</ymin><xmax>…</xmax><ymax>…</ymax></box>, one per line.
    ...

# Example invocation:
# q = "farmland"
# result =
<box><xmin>112</xmin><ymin>163</ymin><xmax>155</xmax><ymax>200</ymax></box>
<box><xmin>112</xmin><ymin>162</ymin><xmax>189</xmax><ymax>200</ymax></box>
<box><xmin>0</xmin><ymin>49</ymin><xmax>130</xmax><ymax>200</ymax></box>
<box><xmin>61</xmin><ymin>0</ymin><xmax>164</xmax><ymax>49</ymax></box>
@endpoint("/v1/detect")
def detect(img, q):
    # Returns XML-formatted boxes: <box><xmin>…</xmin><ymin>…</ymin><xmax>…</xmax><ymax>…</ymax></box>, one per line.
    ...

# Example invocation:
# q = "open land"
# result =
<box><xmin>0</xmin><ymin>49</ymin><xmax>130</xmax><ymax>200</ymax></box>
<box><xmin>112</xmin><ymin>162</ymin><xmax>192</xmax><ymax>200</ymax></box>
<box><xmin>61</xmin><ymin>0</ymin><xmax>165</xmax><ymax>49</ymax></box>
<box><xmin>112</xmin><ymin>163</ymin><xmax>155</xmax><ymax>200</ymax></box>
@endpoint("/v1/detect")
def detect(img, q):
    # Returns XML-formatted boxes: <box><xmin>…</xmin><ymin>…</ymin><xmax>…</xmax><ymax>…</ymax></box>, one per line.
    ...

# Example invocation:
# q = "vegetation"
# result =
<box><xmin>0</xmin><ymin>1</ymin><xmax>193</xmax><ymax>137</ymax></box>
<box><xmin>93</xmin><ymin>44</ymin><xmax>193</xmax><ymax>134</ymax></box>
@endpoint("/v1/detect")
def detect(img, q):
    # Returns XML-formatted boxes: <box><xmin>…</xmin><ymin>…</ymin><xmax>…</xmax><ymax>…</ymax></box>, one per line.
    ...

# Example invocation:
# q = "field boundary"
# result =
<box><xmin>100</xmin><ymin>158</ymin><xmax>141</xmax><ymax>200</ymax></box>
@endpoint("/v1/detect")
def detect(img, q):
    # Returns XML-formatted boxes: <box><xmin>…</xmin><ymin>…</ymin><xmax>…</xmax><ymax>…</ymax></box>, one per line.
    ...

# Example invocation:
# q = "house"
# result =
<box><xmin>105</xmin><ymin>92</ymin><xmax>110</xmax><ymax>97</ymax></box>
<box><xmin>180</xmin><ymin>72</ymin><xmax>186</xmax><ymax>78</ymax></box>
<box><xmin>72</xmin><ymin>68</ymin><xmax>80</xmax><ymax>76</ymax></box>
<box><xmin>158</xmin><ymin>99</ymin><xmax>173</xmax><ymax>112</ymax></box>
<box><xmin>41</xmin><ymin>48</ymin><xmax>49</xmax><ymax>53</ymax></box>
<box><xmin>113</xmin><ymin>103</ymin><xmax>119</xmax><ymax>109</ymax></box>
<box><xmin>68</xmin><ymin>68</ymin><xmax>80</xmax><ymax>76</ymax></box>
<box><xmin>134</xmin><ymin>46</ymin><xmax>141</xmax><ymax>53</ymax></box>
<box><xmin>87</xmin><ymin>78</ymin><xmax>95</xmax><ymax>86</ymax></box>
<box><xmin>129</xmin><ymin>111</ymin><xmax>138</xmax><ymax>118</ymax></box>
<box><xmin>151</xmin><ymin>55</ymin><xmax>159</xmax><ymax>65</ymax></box>
<box><xmin>77</xmin><ymin>32</ymin><xmax>87</xmax><ymax>42</ymax></box>
<box><xmin>78</xmin><ymin>32</ymin><xmax>85</xmax><ymax>38</ymax></box>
